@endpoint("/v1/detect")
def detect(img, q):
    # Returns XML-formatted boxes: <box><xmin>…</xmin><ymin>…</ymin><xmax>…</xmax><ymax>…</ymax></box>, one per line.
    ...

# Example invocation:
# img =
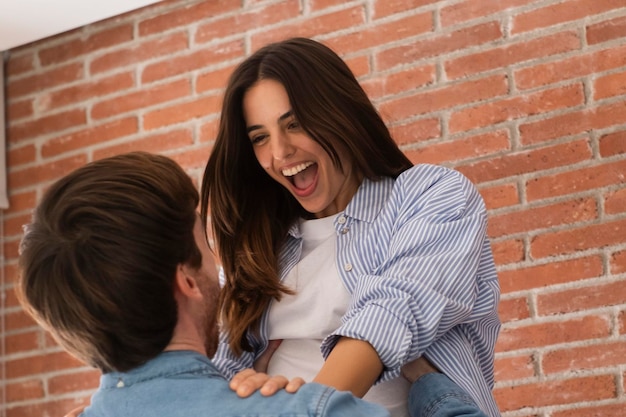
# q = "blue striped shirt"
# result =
<box><xmin>213</xmin><ymin>164</ymin><xmax>501</xmax><ymax>416</ymax></box>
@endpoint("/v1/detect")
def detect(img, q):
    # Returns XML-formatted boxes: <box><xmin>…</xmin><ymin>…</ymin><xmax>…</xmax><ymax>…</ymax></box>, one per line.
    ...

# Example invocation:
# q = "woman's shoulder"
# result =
<box><xmin>391</xmin><ymin>164</ymin><xmax>482</xmax><ymax>212</ymax></box>
<box><xmin>394</xmin><ymin>163</ymin><xmax>472</xmax><ymax>193</ymax></box>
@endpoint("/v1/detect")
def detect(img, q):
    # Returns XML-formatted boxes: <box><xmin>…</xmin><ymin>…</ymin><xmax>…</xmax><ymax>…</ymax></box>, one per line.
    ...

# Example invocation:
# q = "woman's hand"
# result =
<box><xmin>230</xmin><ymin>339</ymin><xmax>305</xmax><ymax>397</ymax></box>
<box><xmin>230</xmin><ymin>368</ymin><xmax>305</xmax><ymax>397</ymax></box>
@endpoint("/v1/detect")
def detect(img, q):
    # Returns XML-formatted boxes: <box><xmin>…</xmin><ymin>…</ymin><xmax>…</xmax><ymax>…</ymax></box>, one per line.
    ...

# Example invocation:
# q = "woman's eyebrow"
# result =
<box><xmin>246</xmin><ymin>110</ymin><xmax>294</xmax><ymax>133</ymax></box>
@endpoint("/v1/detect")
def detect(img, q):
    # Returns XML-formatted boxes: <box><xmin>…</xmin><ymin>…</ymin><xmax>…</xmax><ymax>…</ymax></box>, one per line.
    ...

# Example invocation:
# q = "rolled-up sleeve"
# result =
<box><xmin>321</xmin><ymin>165</ymin><xmax>498</xmax><ymax>382</ymax></box>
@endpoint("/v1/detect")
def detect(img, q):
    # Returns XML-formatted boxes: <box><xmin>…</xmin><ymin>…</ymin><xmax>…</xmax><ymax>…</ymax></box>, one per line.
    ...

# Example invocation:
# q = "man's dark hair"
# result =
<box><xmin>18</xmin><ymin>152</ymin><xmax>201</xmax><ymax>373</ymax></box>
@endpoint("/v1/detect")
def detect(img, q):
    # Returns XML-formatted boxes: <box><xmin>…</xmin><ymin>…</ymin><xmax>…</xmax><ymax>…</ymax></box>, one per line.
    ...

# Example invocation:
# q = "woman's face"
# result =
<box><xmin>243</xmin><ymin>79</ymin><xmax>360</xmax><ymax>218</ymax></box>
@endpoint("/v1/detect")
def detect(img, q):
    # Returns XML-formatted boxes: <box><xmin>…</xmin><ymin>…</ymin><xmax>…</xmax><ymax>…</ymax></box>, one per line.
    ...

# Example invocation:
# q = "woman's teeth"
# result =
<box><xmin>282</xmin><ymin>161</ymin><xmax>313</xmax><ymax>177</ymax></box>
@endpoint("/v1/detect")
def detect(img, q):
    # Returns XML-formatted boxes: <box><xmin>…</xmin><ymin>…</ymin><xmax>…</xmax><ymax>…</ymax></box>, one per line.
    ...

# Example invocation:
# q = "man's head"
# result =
<box><xmin>17</xmin><ymin>152</ymin><xmax>220</xmax><ymax>373</ymax></box>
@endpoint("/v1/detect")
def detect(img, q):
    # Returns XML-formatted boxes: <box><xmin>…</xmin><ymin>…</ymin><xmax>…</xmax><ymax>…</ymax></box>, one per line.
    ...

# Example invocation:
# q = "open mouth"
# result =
<box><xmin>282</xmin><ymin>162</ymin><xmax>317</xmax><ymax>190</ymax></box>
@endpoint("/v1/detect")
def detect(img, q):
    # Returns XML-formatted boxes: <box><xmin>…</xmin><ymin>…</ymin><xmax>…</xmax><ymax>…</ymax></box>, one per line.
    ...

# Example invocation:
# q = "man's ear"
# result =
<box><xmin>174</xmin><ymin>264</ymin><xmax>202</xmax><ymax>299</ymax></box>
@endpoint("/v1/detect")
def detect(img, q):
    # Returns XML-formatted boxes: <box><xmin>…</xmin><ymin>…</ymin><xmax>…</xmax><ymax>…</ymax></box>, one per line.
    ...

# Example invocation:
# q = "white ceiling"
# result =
<box><xmin>0</xmin><ymin>0</ymin><xmax>165</xmax><ymax>51</ymax></box>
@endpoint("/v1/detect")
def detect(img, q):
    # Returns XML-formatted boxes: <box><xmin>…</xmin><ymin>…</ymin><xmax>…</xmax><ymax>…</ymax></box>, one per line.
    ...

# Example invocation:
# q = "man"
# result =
<box><xmin>18</xmin><ymin>152</ymin><xmax>487</xmax><ymax>417</ymax></box>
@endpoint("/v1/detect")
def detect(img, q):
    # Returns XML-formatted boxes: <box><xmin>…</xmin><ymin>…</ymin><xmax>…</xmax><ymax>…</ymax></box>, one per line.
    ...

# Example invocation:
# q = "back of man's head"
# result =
<box><xmin>18</xmin><ymin>152</ymin><xmax>201</xmax><ymax>373</ymax></box>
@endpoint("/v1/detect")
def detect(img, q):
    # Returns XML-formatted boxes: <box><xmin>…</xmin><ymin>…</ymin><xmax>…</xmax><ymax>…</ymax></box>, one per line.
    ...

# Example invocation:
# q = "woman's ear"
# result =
<box><xmin>174</xmin><ymin>264</ymin><xmax>202</xmax><ymax>299</ymax></box>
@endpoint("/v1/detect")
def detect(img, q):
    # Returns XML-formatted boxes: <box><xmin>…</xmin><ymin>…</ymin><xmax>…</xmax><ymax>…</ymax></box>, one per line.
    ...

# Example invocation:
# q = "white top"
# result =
<box><xmin>267</xmin><ymin>215</ymin><xmax>410</xmax><ymax>417</ymax></box>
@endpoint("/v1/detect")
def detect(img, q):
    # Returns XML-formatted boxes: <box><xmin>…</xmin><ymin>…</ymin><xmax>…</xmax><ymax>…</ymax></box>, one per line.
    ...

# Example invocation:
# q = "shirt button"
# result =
<box><xmin>337</xmin><ymin>215</ymin><xmax>346</xmax><ymax>224</ymax></box>
<box><xmin>344</xmin><ymin>263</ymin><xmax>353</xmax><ymax>272</ymax></box>
<box><xmin>341</xmin><ymin>228</ymin><xmax>349</xmax><ymax>234</ymax></box>
<box><xmin>116</xmin><ymin>379</ymin><xmax>125</xmax><ymax>388</ymax></box>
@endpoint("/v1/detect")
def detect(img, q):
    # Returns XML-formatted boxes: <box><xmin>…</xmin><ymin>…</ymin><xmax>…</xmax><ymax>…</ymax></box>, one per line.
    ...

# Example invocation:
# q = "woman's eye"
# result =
<box><xmin>250</xmin><ymin>134</ymin><xmax>267</xmax><ymax>145</ymax></box>
<box><xmin>288</xmin><ymin>121</ymin><xmax>300</xmax><ymax>130</ymax></box>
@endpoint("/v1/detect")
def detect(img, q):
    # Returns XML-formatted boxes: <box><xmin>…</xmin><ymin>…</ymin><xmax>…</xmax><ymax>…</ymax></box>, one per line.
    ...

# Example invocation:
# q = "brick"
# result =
<box><xmin>7</xmin><ymin>62</ymin><xmax>84</xmax><ymax>99</ymax></box>
<box><xmin>143</xmin><ymin>95</ymin><xmax>221</xmax><ymax>130</ymax></box>
<box><xmin>479</xmin><ymin>182</ymin><xmax>519</xmax><ymax>210</ymax></box>
<box><xmin>4</xmin><ymin>331</ymin><xmax>40</xmax><ymax>355</ymax></box>
<box><xmin>4</xmin><ymin>310</ymin><xmax>37</xmax><ymax>332</ymax></box>
<box><xmin>371</xmin><ymin>65</ymin><xmax>436</xmax><ymax>99</ymax></box>
<box><xmin>169</xmin><ymin>143</ymin><xmax>215</xmax><ymax>171</ymax></box>
<box><xmin>537</xmin><ymin>279</ymin><xmax>626</xmax><ymax>315</ymax></box>
<box><xmin>195</xmin><ymin>0</ymin><xmax>300</xmax><ymax>43</ymax></box>
<box><xmin>376</xmin><ymin>21</ymin><xmax>503</xmax><ymax>71</ymax></box>
<box><xmin>6</xmin><ymin>351</ymin><xmax>84</xmax><ymax>379</ymax></box>
<box><xmin>520</xmin><ymin>101</ymin><xmax>626</xmax><ymax>145</ymax></box>
<box><xmin>543</xmin><ymin>341</ymin><xmax>626</xmax><ymax>374</ymax></box>
<box><xmin>552</xmin><ymin>403</ymin><xmax>626</xmax><ymax>417</ymax></box>
<box><xmin>489</xmin><ymin>197</ymin><xmax>598</xmax><ymax>238</ymax></box>
<box><xmin>526</xmin><ymin>159</ymin><xmax>626</xmax><ymax>201</ymax></box>
<box><xmin>498</xmin><ymin>256</ymin><xmax>603</xmax><ymax>294</ymax></box>
<box><xmin>594</xmin><ymin>70</ymin><xmax>626</xmax><ymax>100</ymax></box>
<box><xmin>38</xmin><ymin>24</ymin><xmax>134</xmax><ymax>66</ymax></box>
<box><xmin>530</xmin><ymin>218</ymin><xmax>626</xmax><ymax>258</ymax></box>
<box><xmin>4</xmin><ymin>212</ymin><xmax>33</xmax><ymax>237</ymax></box>
<box><xmin>389</xmin><ymin>118</ymin><xmax>441</xmax><ymax>147</ymax></box>
<box><xmin>9</xmin><ymin>154</ymin><xmax>88</xmax><ymax>190</ymax></box>
<box><xmin>324</xmin><ymin>11</ymin><xmax>433</xmax><ymax>55</ymax></box>
<box><xmin>5</xmin><ymin>239</ymin><xmax>21</xmax><ymax>260</ymax></box>
<box><xmin>345</xmin><ymin>54</ymin><xmax>370</xmax><ymax>79</ymax></box>
<box><xmin>445</xmin><ymin>31</ymin><xmax>580</xmax><ymax>80</ymax></box>
<box><xmin>511</xmin><ymin>0</ymin><xmax>625</xmax><ymax>34</ymax></box>
<box><xmin>515</xmin><ymin>44</ymin><xmax>626</xmax><ymax>90</ymax></box>
<box><xmin>450</xmin><ymin>83</ymin><xmax>584</xmax><ymax>134</ymax></box>
<box><xmin>458</xmin><ymin>139</ymin><xmax>592</xmax><ymax>184</ymax></box>
<box><xmin>491</xmin><ymin>238</ymin><xmax>525</xmax><ymax>265</ymax></box>
<box><xmin>497</xmin><ymin>315</ymin><xmax>610</xmax><ymax>352</ymax></box>
<box><xmin>605</xmin><ymin>187</ymin><xmax>626</xmax><ymax>215</ymax></box>
<box><xmin>142</xmin><ymin>40</ymin><xmax>244</xmax><ymax>84</ymax></box>
<box><xmin>5</xmin><ymin>379</ymin><xmax>44</xmax><ymax>402</ymax></box>
<box><xmin>381</xmin><ymin>74</ymin><xmax>508</xmax><ymax>124</ymax></box>
<box><xmin>6</xmin><ymin>52</ymin><xmax>35</xmax><ymax>77</ymax></box>
<box><xmin>36</xmin><ymin>72</ymin><xmax>135</xmax><ymax>112</ymax></box>
<box><xmin>498</xmin><ymin>296</ymin><xmax>531</xmax><ymax>322</ymax></box>
<box><xmin>90</xmin><ymin>31</ymin><xmax>189</xmax><ymax>75</ymax></box>
<box><xmin>610</xmin><ymin>250</ymin><xmax>626</xmax><ymax>274</ymax></box>
<box><xmin>8</xmin><ymin>143</ymin><xmax>36</xmax><ymax>166</ymax></box>
<box><xmin>138</xmin><ymin>0</ymin><xmax>240</xmax><ymax>36</ymax></box>
<box><xmin>196</xmin><ymin>65</ymin><xmax>234</xmax><ymax>94</ymax></box>
<box><xmin>48</xmin><ymin>369</ymin><xmax>101</xmax><ymax>395</ymax></box>
<box><xmin>251</xmin><ymin>6</ymin><xmax>366</xmax><ymax>51</ymax></box>
<box><xmin>587</xmin><ymin>15</ymin><xmax>626</xmax><ymax>45</ymax></box>
<box><xmin>91</xmin><ymin>79</ymin><xmax>190</xmax><ymax>120</ymax></box>
<box><xmin>441</xmin><ymin>0</ymin><xmax>535</xmax><ymax>27</ymax></box>
<box><xmin>373</xmin><ymin>0</ymin><xmax>439</xmax><ymax>19</ymax></box>
<box><xmin>8</xmin><ymin>109</ymin><xmax>87</xmax><ymax>143</ymax></box>
<box><xmin>6</xmin><ymin>190</ymin><xmax>36</xmax><ymax>213</ymax></box>
<box><xmin>199</xmin><ymin>119</ymin><xmax>220</xmax><ymax>144</ymax></box>
<box><xmin>6</xmin><ymin>397</ymin><xmax>91</xmax><ymax>417</ymax></box>
<box><xmin>93</xmin><ymin>129</ymin><xmax>194</xmax><ymax>160</ymax></box>
<box><xmin>494</xmin><ymin>374</ymin><xmax>616</xmax><ymax>412</ymax></box>
<box><xmin>42</xmin><ymin>117</ymin><xmax>138</xmax><ymax>158</ymax></box>
<box><xmin>599</xmin><ymin>129</ymin><xmax>626</xmax><ymax>157</ymax></box>
<box><xmin>621</xmin><ymin>310</ymin><xmax>626</xmax><ymax>334</ymax></box>
<box><xmin>494</xmin><ymin>353</ymin><xmax>535</xmax><ymax>381</ymax></box>
<box><xmin>7</xmin><ymin>99</ymin><xmax>34</xmax><ymax>120</ymax></box>
<box><xmin>405</xmin><ymin>130</ymin><xmax>510</xmax><ymax>165</ymax></box>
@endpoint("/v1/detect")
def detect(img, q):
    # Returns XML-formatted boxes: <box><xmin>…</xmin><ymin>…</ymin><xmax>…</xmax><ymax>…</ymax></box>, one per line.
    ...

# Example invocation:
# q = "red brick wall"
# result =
<box><xmin>2</xmin><ymin>0</ymin><xmax>626</xmax><ymax>415</ymax></box>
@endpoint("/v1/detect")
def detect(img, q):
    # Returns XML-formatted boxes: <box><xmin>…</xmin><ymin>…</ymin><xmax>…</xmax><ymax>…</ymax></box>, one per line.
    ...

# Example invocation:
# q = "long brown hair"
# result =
<box><xmin>18</xmin><ymin>152</ymin><xmax>201</xmax><ymax>372</ymax></box>
<box><xmin>201</xmin><ymin>38</ymin><xmax>412</xmax><ymax>354</ymax></box>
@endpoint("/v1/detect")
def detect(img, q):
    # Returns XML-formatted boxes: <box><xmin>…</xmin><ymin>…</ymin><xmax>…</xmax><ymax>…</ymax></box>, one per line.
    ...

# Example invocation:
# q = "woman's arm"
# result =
<box><xmin>313</xmin><ymin>337</ymin><xmax>383</xmax><ymax>397</ymax></box>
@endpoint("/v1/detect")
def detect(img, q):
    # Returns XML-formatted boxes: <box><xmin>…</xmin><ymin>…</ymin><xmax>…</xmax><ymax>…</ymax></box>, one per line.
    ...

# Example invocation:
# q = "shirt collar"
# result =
<box><xmin>100</xmin><ymin>350</ymin><xmax>221</xmax><ymax>389</ymax></box>
<box><xmin>287</xmin><ymin>176</ymin><xmax>393</xmax><ymax>239</ymax></box>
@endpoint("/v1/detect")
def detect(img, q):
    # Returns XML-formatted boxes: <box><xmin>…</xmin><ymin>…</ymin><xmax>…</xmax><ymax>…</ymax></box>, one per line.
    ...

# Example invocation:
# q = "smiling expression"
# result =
<box><xmin>243</xmin><ymin>79</ymin><xmax>361</xmax><ymax>218</ymax></box>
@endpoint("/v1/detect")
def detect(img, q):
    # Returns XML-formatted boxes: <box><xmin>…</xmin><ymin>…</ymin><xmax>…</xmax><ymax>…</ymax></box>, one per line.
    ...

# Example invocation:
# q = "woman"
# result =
<box><xmin>201</xmin><ymin>37</ymin><xmax>501</xmax><ymax>417</ymax></box>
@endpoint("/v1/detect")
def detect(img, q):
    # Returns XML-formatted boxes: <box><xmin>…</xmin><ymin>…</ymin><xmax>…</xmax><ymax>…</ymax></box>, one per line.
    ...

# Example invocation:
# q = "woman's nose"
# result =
<box><xmin>271</xmin><ymin>133</ymin><xmax>295</xmax><ymax>161</ymax></box>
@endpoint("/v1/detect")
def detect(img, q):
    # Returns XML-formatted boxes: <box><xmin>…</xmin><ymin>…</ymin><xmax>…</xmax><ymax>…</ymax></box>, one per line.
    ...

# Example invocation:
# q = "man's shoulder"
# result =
<box><xmin>84</xmin><ymin>373</ymin><xmax>387</xmax><ymax>417</ymax></box>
